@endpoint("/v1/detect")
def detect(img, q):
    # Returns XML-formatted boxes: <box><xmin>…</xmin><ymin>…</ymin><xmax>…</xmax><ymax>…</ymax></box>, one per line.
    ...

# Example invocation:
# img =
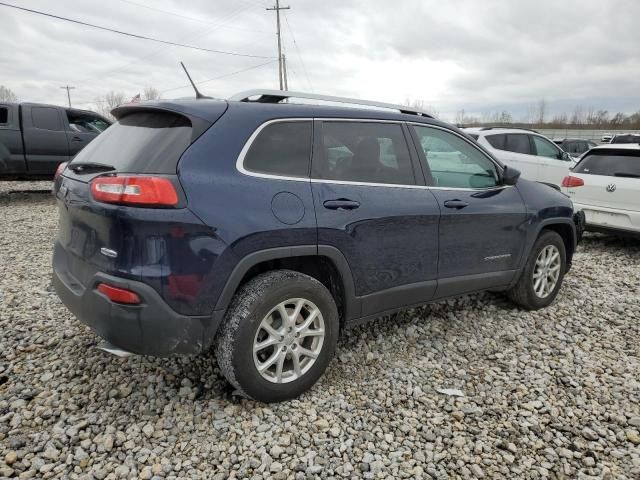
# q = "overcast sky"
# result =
<box><xmin>1</xmin><ymin>0</ymin><xmax>639</xmax><ymax>121</ymax></box>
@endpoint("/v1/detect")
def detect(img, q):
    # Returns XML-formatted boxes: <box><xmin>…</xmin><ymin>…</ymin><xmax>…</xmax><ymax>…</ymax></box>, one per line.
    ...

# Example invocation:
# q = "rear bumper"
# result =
<box><xmin>53</xmin><ymin>255</ymin><xmax>224</xmax><ymax>357</ymax></box>
<box><xmin>573</xmin><ymin>202</ymin><xmax>640</xmax><ymax>235</ymax></box>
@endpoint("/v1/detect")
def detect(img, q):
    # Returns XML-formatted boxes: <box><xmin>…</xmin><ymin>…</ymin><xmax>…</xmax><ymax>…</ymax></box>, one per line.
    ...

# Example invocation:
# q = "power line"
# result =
<box><xmin>161</xmin><ymin>59</ymin><xmax>278</xmax><ymax>94</ymax></box>
<box><xmin>0</xmin><ymin>1</ymin><xmax>274</xmax><ymax>59</ymax></box>
<box><xmin>114</xmin><ymin>0</ymin><xmax>273</xmax><ymax>35</ymax></box>
<box><xmin>283</xmin><ymin>12</ymin><xmax>314</xmax><ymax>93</ymax></box>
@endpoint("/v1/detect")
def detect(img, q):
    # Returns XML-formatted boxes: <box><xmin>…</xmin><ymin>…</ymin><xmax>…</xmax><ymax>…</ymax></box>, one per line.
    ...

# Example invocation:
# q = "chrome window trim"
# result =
<box><xmin>236</xmin><ymin>117</ymin><xmax>510</xmax><ymax>192</ymax></box>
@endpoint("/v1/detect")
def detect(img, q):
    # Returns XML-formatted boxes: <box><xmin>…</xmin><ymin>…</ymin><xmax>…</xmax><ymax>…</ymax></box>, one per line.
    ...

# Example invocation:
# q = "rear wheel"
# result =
<box><xmin>215</xmin><ymin>270</ymin><xmax>339</xmax><ymax>402</ymax></box>
<box><xmin>508</xmin><ymin>230</ymin><xmax>566</xmax><ymax>310</ymax></box>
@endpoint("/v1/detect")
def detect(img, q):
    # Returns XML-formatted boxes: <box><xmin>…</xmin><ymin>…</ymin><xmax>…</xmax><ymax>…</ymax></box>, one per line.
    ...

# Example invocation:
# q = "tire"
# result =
<box><xmin>215</xmin><ymin>270</ymin><xmax>339</xmax><ymax>403</ymax></box>
<box><xmin>507</xmin><ymin>230</ymin><xmax>567</xmax><ymax>310</ymax></box>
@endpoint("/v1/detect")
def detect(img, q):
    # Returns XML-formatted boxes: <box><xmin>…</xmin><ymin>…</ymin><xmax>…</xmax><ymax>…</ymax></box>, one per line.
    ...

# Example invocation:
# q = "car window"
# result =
<box><xmin>485</xmin><ymin>134</ymin><xmax>506</xmax><ymax>149</ymax></box>
<box><xmin>0</xmin><ymin>107</ymin><xmax>8</xmax><ymax>124</ymax></box>
<box><xmin>505</xmin><ymin>134</ymin><xmax>532</xmax><ymax>155</ymax></box>
<box><xmin>313</xmin><ymin>122</ymin><xmax>415</xmax><ymax>185</ymax></box>
<box><xmin>413</xmin><ymin>125</ymin><xmax>499</xmax><ymax>189</ymax></box>
<box><xmin>244</xmin><ymin>121</ymin><xmax>312</xmax><ymax>178</ymax></box>
<box><xmin>574</xmin><ymin>150</ymin><xmax>640</xmax><ymax>177</ymax></box>
<box><xmin>611</xmin><ymin>134</ymin><xmax>640</xmax><ymax>144</ymax></box>
<box><xmin>66</xmin><ymin>111</ymin><xmax>110</xmax><ymax>134</ymax></box>
<box><xmin>32</xmin><ymin>106</ymin><xmax>63</xmax><ymax>131</ymax></box>
<box><xmin>532</xmin><ymin>135</ymin><xmax>563</xmax><ymax>159</ymax></box>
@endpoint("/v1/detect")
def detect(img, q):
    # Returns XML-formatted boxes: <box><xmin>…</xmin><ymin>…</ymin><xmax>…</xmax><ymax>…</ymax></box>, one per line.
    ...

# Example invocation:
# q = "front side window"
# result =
<box><xmin>243</xmin><ymin>121</ymin><xmax>312</xmax><ymax>178</ymax></box>
<box><xmin>313</xmin><ymin>122</ymin><xmax>415</xmax><ymax>185</ymax></box>
<box><xmin>0</xmin><ymin>107</ymin><xmax>8</xmax><ymax>124</ymax></box>
<box><xmin>532</xmin><ymin>135</ymin><xmax>564</xmax><ymax>159</ymax></box>
<box><xmin>66</xmin><ymin>111</ymin><xmax>110</xmax><ymax>133</ymax></box>
<box><xmin>32</xmin><ymin>107</ymin><xmax>62</xmax><ymax>131</ymax></box>
<box><xmin>413</xmin><ymin>126</ymin><xmax>499</xmax><ymax>189</ymax></box>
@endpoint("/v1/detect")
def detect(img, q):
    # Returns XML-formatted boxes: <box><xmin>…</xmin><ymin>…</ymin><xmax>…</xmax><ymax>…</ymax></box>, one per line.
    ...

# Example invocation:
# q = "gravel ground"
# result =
<box><xmin>1</xmin><ymin>180</ymin><xmax>639</xmax><ymax>480</ymax></box>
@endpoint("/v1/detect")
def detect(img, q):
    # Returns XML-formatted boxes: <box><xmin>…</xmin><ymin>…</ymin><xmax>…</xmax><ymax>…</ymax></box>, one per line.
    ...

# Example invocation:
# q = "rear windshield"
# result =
<box><xmin>610</xmin><ymin>134</ymin><xmax>640</xmax><ymax>144</ymax></box>
<box><xmin>574</xmin><ymin>150</ymin><xmax>640</xmax><ymax>178</ymax></box>
<box><xmin>69</xmin><ymin>111</ymin><xmax>192</xmax><ymax>173</ymax></box>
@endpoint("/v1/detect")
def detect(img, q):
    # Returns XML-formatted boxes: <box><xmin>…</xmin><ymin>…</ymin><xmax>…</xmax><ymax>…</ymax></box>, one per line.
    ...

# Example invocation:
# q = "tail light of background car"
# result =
<box><xmin>561</xmin><ymin>175</ymin><xmax>585</xmax><ymax>188</ymax></box>
<box><xmin>90</xmin><ymin>176</ymin><xmax>178</xmax><ymax>206</ymax></box>
<box><xmin>54</xmin><ymin>162</ymin><xmax>68</xmax><ymax>181</ymax></box>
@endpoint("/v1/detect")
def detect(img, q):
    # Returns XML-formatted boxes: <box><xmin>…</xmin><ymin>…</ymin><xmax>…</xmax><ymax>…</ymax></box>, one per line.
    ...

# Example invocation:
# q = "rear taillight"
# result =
<box><xmin>561</xmin><ymin>175</ymin><xmax>584</xmax><ymax>188</ymax></box>
<box><xmin>90</xmin><ymin>176</ymin><xmax>178</xmax><ymax>206</ymax></box>
<box><xmin>54</xmin><ymin>162</ymin><xmax>68</xmax><ymax>180</ymax></box>
<box><xmin>97</xmin><ymin>283</ymin><xmax>141</xmax><ymax>305</ymax></box>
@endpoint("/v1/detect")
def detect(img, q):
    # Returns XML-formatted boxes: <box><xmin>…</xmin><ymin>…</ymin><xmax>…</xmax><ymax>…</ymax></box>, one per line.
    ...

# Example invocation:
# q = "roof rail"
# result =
<box><xmin>228</xmin><ymin>89</ymin><xmax>434</xmax><ymax>118</ymax></box>
<box><xmin>479</xmin><ymin>126</ymin><xmax>539</xmax><ymax>133</ymax></box>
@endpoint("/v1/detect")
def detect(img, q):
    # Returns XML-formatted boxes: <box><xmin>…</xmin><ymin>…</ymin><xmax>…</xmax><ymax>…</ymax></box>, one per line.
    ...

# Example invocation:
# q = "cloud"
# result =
<box><xmin>1</xmin><ymin>0</ymin><xmax>639</xmax><ymax>121</ymax></box>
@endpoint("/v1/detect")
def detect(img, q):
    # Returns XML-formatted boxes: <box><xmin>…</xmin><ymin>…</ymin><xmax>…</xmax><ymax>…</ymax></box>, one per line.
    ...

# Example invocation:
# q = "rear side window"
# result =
<box><xmin>0</xmin><ymin>107</ymin><xmax>7</xmax><ymax>124</ymax></box>
<box><xmin>69</xmin><ymin>111</ymin><xmax>192</xmax><ymax>173</ymax></box>
<box><xmin>32</xmin><ymin>107</ymin><xmax>62</xmax><ymax>131</ymax></box>
<box><xmin>313</xmin><ymin>122</ymin><xmax>415</xmax><ymax>185</ymax></box>
<box><xmin>574</xmin><ymin>150</ymin><xmax>640</xmax><ymax>177</ymax></box>
<box><xmin>506</xmin><ymin>134</ymin><xmax>532</xmax><ymax>154</ymax></box>
<box><xmin>243</xmin><ymin>121</ymin><xmax>312</xmax><ymax>177</ymax></box>
<box><xmin>485</xmin><ymin>134</ymin><xmax>506</xmax><ymax>149</ymax></box>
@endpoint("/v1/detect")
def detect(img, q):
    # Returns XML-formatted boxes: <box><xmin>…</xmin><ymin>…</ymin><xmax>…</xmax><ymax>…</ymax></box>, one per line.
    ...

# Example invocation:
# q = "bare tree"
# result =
<box><xmin>0</xmin><ymin>85</ymin><xmax>18</xmax><ymax>102</ymax></box>
<box><xmin>93</xmin><ymin>91</ymin><xmax>127</xmax><ymax>120</ymax></box>
<box><xmin>454</xmin><ymin>109</ymin><xmax>466</xmax><ymax>125</ymax></box>
<box><xmin>143</xmin><ymin>86</ymin><xmax>161</xmax><ymax>101</ymax></box>
<box><xmin>536</xmin><ymin>99</ymin><xmax>546</xmax><ymax>126</ymax></box>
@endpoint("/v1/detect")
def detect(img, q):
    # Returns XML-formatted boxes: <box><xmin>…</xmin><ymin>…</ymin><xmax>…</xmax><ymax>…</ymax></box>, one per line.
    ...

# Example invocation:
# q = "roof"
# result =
<box><xmin>589</xmin><ymin>143</ymin><xmax>640</xmax><ymax>151</ymax></box>
<box><xmin>462</xmin><ymin>127</ymin><xmax>540</xmax><ymax>135</ymax></box>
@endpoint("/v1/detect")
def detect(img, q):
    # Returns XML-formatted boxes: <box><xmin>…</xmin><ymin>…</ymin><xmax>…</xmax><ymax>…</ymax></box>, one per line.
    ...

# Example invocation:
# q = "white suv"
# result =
<box><xmin>464</xmin><ymin>127</ymin><xmax>575</xmax><ymax>187</ymax></box>
<box><xmin>562</xmin><ymin>144</ymin><xmax>640</xmax><ymax>235</ymax></box>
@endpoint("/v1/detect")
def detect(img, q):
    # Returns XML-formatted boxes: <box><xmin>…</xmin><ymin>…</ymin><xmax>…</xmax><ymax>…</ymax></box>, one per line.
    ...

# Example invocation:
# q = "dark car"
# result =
<box><xmin>553</xmin><ymin>138</ymin><xmax>598</xmax><ymax>158</ymax></box>
<box><xmin>0</xmin><ymin>102</ymin><xmax>110</xmax><ymax>177</ymax></box>
<box><xmin>52</xmin><ymin>90</ymin><xmax>578</xmax><ymax>402</ymax></box>
<box><xmin>610</xmin><ymin>133</ymin><xmax>640</xmax><ymax>144</ymax></box>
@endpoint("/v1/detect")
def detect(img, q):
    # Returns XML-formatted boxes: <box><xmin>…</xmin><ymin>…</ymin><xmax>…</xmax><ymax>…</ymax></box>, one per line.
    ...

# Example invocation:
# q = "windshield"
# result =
<box><xmin>574</xmin><ymin>150</ymin><xmax>640</xmax><ymax>177</ymax></box>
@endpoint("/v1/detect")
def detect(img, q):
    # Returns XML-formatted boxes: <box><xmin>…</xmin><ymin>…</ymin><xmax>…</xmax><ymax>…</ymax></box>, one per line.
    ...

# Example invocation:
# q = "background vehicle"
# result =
<box><xmin>553</xmin><ymin>138</ymin><xmax>598</xmax><ymax>159</ymax></box>
<box><xmin>0</xmin><ymin>102</ymin><xmax>110</xmax><ymax>177</ymax></box>
<box><xmin>464</xmin><ymin>127</ymin><xmax>574</xmax><ymax>187</ymax></box>
<box><xmin>52</xmin><ymin>90</ymin><xmax>577</xmax><ymax>402</ymax></box>
<box><xmin>610</xmin><ymin>133</ymin><xmax>640</xmax><ymax>144</ymax></box>
<box><xmin>563</xmin><ymin>144</ymin><xmax>640</xmax><ymax>235</ymax></box>
<box><xmin>601</xmin><ymin>133</ymin><xmax>613</xmax><ymax>143</ymax></box>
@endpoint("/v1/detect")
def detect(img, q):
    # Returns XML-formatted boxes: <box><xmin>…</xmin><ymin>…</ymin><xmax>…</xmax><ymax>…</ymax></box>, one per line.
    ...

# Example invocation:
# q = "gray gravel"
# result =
<box><xmin>1</xmin><ymin>180</ymin><xmax>639</xmax><ymax>479</ymax></box>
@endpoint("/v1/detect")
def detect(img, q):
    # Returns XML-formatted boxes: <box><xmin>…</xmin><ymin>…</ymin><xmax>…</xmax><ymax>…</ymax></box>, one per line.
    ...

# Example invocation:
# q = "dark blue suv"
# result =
<box><xmin>52</xmin><ymin>90</ymin><xmax>577</xmax><ymax>402</ymax></box>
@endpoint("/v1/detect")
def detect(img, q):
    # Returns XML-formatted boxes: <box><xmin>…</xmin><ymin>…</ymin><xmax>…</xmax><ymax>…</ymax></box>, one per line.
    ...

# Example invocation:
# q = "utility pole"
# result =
<box><xmin>60</xmin><ymin>85</ymin><xmax>75</xmax><ymax>107</ymax></box>
<box><xmin>266</xmin><ymin>0</ymin><xmax>290</xmax><ymax>90</ymax></box>
<box><xmin>282</xmin><ymin>54</ymin><xmax>288</xmax><ymax>91</ymax></box>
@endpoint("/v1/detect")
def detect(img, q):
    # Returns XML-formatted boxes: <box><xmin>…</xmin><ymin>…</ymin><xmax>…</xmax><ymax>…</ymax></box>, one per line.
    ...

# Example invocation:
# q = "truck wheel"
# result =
<box><xmin>507</xmin><ymin>230</ymin><xmax>567</xmax><ymax>310</ymax></box>
<box><xmin>215</xmin><ymin>270</ymin><xmax>339</xmax><ymax>403</ymax></box>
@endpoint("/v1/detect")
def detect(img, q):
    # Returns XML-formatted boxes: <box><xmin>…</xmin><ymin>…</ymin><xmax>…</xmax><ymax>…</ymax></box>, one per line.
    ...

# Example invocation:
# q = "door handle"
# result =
<box><xmin>71</xmin><ymin>136</ymin><xmax>83</xmax><ymax>142</ymax></box>
<box><xmin>443</xmin><ymin>199</ymin><xmax>469</xmax><ymax>209</ymax></box>
<box><xmin>323</xmin><ymin>199</ymin><xmax>360</xmax><ymax>210</ymax></box>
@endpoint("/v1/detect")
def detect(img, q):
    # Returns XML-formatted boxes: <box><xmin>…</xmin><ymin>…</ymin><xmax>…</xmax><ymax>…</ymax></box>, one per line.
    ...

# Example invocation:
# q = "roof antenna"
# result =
<box><xmin>180</xmin><ymin>61</ymin><xmax>212</xmax><ymax>100</ymax></box>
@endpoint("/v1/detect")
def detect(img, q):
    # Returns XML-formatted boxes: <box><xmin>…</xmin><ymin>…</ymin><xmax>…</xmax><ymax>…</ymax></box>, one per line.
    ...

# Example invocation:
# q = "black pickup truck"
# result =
<box><xmin>0</xmin><ymin>102</ymin><xmax>111</xmax><ymax>177</ymax></box>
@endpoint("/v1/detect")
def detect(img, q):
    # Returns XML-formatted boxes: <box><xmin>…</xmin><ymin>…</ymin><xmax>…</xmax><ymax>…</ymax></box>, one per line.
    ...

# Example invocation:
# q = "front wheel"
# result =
<box><xmin>507</xmin><ymin>230</ymin><xmax>567</xmax><ymax>310</ymax></box>
<box><xmin>215</xmin><ymin>270</ymin><xmax>339</xmax><ymax>403</ymax></box>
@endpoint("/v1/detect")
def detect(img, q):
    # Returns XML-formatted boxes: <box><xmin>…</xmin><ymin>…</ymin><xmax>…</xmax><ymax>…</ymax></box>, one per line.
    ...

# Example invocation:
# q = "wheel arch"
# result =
<box><xmin>537</xmin><ymin>219</ymin><xmax>576</xmax><ymax>270</ymax></box>
<box><xmin>215</xmin><ymin>245</ymin><xmax>359</xmax><ymax>324</ymax></box>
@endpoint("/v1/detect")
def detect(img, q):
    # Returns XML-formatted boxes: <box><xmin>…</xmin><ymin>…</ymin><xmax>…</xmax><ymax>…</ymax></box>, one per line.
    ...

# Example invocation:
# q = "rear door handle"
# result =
<box><xmin>443</xmin><ymin>199</ymin><xmax>469</xmax><ymax>209</ymax></box>
<box><xmin>71</xmin><ymin>136</ymin><xmax>83</xmax><ymax>142</ymax></box>
<box><xmin>323</xmin><ymin>199</ymin><xmax>360</xmax><ymax>210</ymax></box>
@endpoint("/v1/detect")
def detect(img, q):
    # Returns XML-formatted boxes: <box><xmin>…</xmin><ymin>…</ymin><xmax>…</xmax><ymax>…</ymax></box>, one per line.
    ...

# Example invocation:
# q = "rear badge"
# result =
<box><xmin>606</xmin><ymin>184</ymin><xmax>616</xmax><ymax>193</ymax></box>
<box><xmin>100</xmin><ymin>248</ymin><xmax>118</xmax><ymax>258</ymax></box>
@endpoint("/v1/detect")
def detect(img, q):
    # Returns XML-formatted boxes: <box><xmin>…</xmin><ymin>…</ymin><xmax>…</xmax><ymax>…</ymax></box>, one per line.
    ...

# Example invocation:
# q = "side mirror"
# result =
<box><xmin>502</xmin><ymin>165</ymin><xmax>520</xmax><ymax>186</ymax></box>
<box><xmin>559</xmin><ymin>151</ymin><xmax>570</xmax><ymax>161</ymax></box>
